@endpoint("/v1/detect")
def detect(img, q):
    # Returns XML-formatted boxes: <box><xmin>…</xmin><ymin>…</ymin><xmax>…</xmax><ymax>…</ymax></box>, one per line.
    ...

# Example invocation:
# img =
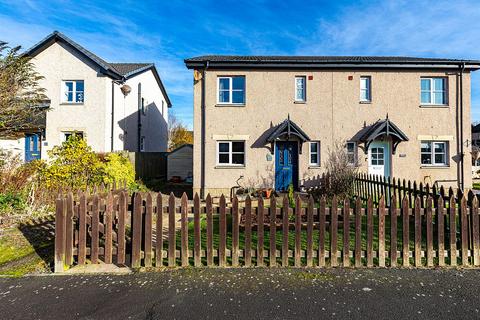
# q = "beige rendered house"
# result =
<box><xmin>0</xmin><ymin>31</ymin><xmax>171</xmax><ymax>162</ymax></box>
<box><xmin>185</xmin><ymin>56</ymin><xmax>480</xmax><ymax>197</ymax></box>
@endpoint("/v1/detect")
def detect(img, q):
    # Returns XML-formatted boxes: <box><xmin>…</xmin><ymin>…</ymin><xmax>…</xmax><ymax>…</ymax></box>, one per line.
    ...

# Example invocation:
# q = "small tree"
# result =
<box><xmin>322</xmin><ymin>141</ymin><xmax>359</xmax><ymax>199</ymax></box>
<box><xmin>0</xmin><ymin>42</ymin><xmax>46</xmax><ymax>136</ymax></box>
<box><xmin>168</xmin><ymin>113</ymin><xmax>193</xmax><ymax>150</ymax></box>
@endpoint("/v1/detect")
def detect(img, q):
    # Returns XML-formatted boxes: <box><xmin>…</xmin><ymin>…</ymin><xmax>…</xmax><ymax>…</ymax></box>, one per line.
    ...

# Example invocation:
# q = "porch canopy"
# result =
<box><xmin>266</xmin><ymin>115</ymin><xmax>311</xmax><ymax>152</ymax></box>
<box><xmin>357</xmin><ymin>116</ymin><xmax>408</xmax><ymax>154</ymax></box>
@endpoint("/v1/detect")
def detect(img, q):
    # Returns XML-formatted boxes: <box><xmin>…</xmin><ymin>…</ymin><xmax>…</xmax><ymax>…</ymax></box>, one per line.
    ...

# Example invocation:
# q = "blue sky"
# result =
<box><xmin>1</xmin><ymin>0</ymin><xmax>480</xmax><ymax>129</ymax></box>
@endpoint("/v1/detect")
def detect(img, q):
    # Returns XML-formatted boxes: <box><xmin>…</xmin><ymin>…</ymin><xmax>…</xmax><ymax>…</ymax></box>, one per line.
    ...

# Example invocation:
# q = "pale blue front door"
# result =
<box><xmin>368</xmin><ymin>141</ymin><xmax>390</xmax><ymax>177</ymax></box>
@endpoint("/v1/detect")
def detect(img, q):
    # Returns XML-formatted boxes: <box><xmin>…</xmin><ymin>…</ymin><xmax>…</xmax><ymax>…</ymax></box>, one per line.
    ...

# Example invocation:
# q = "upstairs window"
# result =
<box><xmin>360</xmin><ymin>76</ymin><xmax>371</xmax><ymax>102</ymax></box>
<box><xmin>63</xmin><ymin>131</ymin><xmax>84</xmax><ymax>141</ymax></box>
<box><xmin>346</xmin><ymin>142</ymin><xmax>357</xmax><ymax>166</ymax></box>
<box><xmin>295</xmin><ymin>76</ymin><xmax>306</xmax><ymax>102</ymax></box>
<box><xmin>421</xmin><ymin>141</ymin><xmax>448</xmax><ymax>166</ymax></box>
<box><xmin>421</xmin><ymin>78</ymin><xmax>447</xmax><ymax>105</ymax></box>
<box><xmin>309</xmin><ymin>141</ymin><xmax>320</xmax><ymax>166</ymax></box>
<box><xmin>62</xmin><ymin>80</ymin><xmax>84</xmax><ymax>103</ymax></box>
<box><xmin>217</xmin><ymin>141</ymin><xmax>245</xmax><ymax>166</ymax></box>
<box><xmin>218</xmin><ymin>76</ymin><xmax>245</xmax><ymax>105</ymax></box>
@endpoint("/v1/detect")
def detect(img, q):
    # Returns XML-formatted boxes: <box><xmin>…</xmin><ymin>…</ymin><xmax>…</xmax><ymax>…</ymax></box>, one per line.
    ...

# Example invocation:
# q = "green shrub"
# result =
<box><xmin>101</xmin><ymin>153</ymin><xmax>135</xmax><ymax>189</ymax></box>
<box><xmin>0</xmin><ymin>192</ymin><xmax>26</xmax><ymax>214</ymax></box>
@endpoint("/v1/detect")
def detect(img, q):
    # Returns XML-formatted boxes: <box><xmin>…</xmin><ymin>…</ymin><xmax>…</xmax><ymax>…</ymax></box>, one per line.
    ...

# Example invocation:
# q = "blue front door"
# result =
<box><xmin>275</xmin><ymin>141</ymin><xmax>299</xmax><ymax>191</ymax></box>
<box><xmin>25</xmin><ymin>134</ymin><xmax>41</xmax><ymax>162</ymax></box>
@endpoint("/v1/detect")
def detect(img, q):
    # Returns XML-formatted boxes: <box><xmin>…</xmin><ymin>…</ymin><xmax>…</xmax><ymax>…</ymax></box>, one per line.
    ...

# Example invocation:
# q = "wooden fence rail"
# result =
<box><xmin>55</xmin><ymin>190</ymin><xmax>480</xmax><ymax>271</ymax></box>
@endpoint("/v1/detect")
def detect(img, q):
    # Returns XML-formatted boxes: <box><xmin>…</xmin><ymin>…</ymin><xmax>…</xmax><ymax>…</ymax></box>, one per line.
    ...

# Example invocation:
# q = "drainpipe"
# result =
<box><xmin>459</xmin><ymin>63</ymin><xmax>465</xmax><ymax>190</ymax></box>
<box><xmin>200</xmin><ymin>61</ymin><xmax>209</xmax><ymax>199</ymax></box>
<box><xmin>111</xmin><ymin>81</ymin><xmax>115</xmax><ymax>152</ymax></box>
<box><xmin>137</xmin><ymin>83</ymin><xmax>142</xmax><ymax>152</ymax></box>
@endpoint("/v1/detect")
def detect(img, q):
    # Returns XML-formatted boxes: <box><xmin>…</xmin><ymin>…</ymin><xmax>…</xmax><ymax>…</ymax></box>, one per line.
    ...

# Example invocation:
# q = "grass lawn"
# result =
<box><xmin>0</xmin><ymin>217</ymin><xmax>54</xmax><ymax>277</ymax></box>
<box><xmin>170</xmin><ymin>213</ymin><xmax>455</xmax><ymax>266</ymax></box>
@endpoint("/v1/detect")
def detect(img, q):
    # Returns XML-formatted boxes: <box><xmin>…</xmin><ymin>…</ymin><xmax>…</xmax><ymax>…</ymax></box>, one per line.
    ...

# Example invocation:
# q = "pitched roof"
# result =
<box><xmin>25</xmin><ymin>31</ymin><xmax>172</xmax><ymax>107</ymax></box>
<box><xmin>185</xmin><ymin>55</ymin><xmax>480</xmax><ymax>70</ymax></box>
<box><xmin>266</xmin><ymin>116</ymin><xmax>311</xmax><ymax>143</ymax></box>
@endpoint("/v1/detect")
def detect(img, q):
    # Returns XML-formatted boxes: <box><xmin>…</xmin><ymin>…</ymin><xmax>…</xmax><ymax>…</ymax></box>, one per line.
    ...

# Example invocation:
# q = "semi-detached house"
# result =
<box><xmin>185</xmin><ymin>55</ymin><xmax>480</xmax><ymax>197</ymax></box>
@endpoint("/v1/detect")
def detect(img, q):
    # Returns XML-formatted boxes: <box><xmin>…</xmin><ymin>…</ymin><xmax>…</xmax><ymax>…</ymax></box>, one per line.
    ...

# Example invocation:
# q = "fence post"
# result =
<box><xmin>402</xmin><ymin>196</ymin><xmax>410</xmax><ymax>267</ymax></box>
<box><xmin>65</xmin><ymin>192</ymin><xmax>74</xmax><ymax>267</ymax></box>
<box><xmin>232</xmin><ymin>195</ymin><xmax>240</xmax><ymax>267</ymax></box>
<box><xmin>343</xmin><ymin>198</ymin><xmax>350</xmax><ymax>267</ymax></box>
<box><xmin>437</xmin><ymin>196</ymin><xmax>445</xmax><ymax>267</ymax></box>
<box><xmin>257</xmin><ymin>196</ymin><xmax>265</xmax><ymax>267</ymax></box>
<box><xmin>449</xmin><ymin>194</ymin><xmax>457</xmax><ymax>266</ymax></box>
<box><xmin>354</xmin><ymin>197</ymin><xmax>362</xmax><ymax>267</ymax></box>
<box><xmin>156</xmin><ymin>193</ymin><xmax>164</xmax><ymax>267</ymax></box>
<box><xmin>306</xmin><ymin>196</ymin><xmax>314</xmax><ymax>267</ymax></box>
<box><xmin>117</xmin><ymin>191</ymin><xmax>127</xmax><ymax>266</ymax></box>
<box><xmin>219</xmin><ymin>194</ymin><xmax>227</xmax><ymax>267</ymax></box>
<box><xmin>414</xmin><ymin>196</ymin><xmax>422</xmax><ymax>267</ymax></box>
<box><xmin>472</xmin><ymin>196</ymin><xmax>480</xmax><ymax>266</ymax></box>
<box><xmin>168</xmin><ymin>193</ymin><xmax>176</xmax><ymax>267</ymax></box>
<box><xmin>104</xmin><ymin>192</ymin><xmax>114</xmax><ymax>264</ymax></box>
<box><xmin>282</xmin><ymin>195</ymin><xmax>289</xmax><ymax>267</ymax></box>
<box><xmin>378</xmin><ymin>195</ymin><xmax>386</xmax><ymax>267</ymax></box>
<box><xmin>460</xmin><ymin>196</ymin><xmax>469</xmax><ymax>266</ymax></box>
<box><xmin>390</xmin><ymin>195</ymin><xmax>398</xmax><ymax>267</ymax></box>
<box><xmin>366</xmin><ymin>196</ymin><xmax>373</xmax><ymax>267</ymax></box>
<box><xmin>294</xmin><ymin>196</ymin><xmax>302</xmax><ymax>267</ymax></box>
<box><xmin>91</xmin><ymin>195</ymin><xmax>100</xmax><ymax>264</ymax></box>
<box><xmin>206</xmin><ymin>194</ymin><xmax>214</xmax><ymax>266</ymax></box>
<box><xmin>426</xmin><ymin>196</ymin><xmax>433</xmax><ymax>267</ymax></box>
<box><xmin>78</xmin><ymin>192</ymin><xmax>87</xmax><ymax>265</ymax></box>
<box><xmin>54</xmin><ymin>196</ymin><xmax>66</xmax><ymax>273</ymax></box>
<box><xmin>244</xmin><ymin>195</ymin><xmax>252</xmax><ymax>267</ymax></box>
<box><xmin>144</xmin><ymin>193</ymin><xmax>153</xmax><ymax>267</ymax></box>
<box><xmin>319</xmin><ymin>196</ymin><xmax>326</xmax><ymax>267</ymax></box>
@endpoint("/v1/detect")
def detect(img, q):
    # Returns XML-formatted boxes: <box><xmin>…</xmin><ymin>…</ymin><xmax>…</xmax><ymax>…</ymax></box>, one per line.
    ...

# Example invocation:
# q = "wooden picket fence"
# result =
<box><xmin>55</xmin><ymin>190</ymin><xmax>480</xmax><ymax>272</ymax></box>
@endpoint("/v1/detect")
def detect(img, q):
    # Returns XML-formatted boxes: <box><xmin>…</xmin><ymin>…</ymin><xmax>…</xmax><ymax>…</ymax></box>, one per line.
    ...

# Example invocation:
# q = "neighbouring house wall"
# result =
<box><xmin>109</xmin><ymin>69</ymin><xmax>169</xmax><ymax>152</ymax></box>
<box><xmin>0</xmin><ymin>138</ymin><xmax>25</xmax><ymax>162</ymax></box>
<box><xmin>32</xmin><ymin>41</ymin><xmax>108</xmax><ymax>158</ymax></box>
<box><xmin>193</xmin><ymin>69</ymin><xmax>472</xmax><ymax>197</ymax></box>
<box><xmin>167</xmin><ymin>146</ymin><xmax>193</xmax><ymax>180</ymax></box>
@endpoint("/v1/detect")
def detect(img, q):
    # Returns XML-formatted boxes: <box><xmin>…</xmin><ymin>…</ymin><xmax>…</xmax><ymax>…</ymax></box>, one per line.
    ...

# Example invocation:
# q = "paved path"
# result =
<box><xmin>1</xmin><ymin>268</ymin><xmax>480</xmax><ymax>319</ymax></box>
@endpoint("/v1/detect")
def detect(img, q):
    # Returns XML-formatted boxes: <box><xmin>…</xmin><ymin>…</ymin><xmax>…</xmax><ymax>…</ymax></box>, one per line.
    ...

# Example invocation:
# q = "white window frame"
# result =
<box><xmin>295</xmin><ymin>76</ymin><xmax>306</xmax><ymax>102</ymax></box>
<box><xmin>346</xmin><ymin>142</ymin><xmax>357</xmax><ymax>166</ymax></box>
<box><xmin>62</xmin><ymin>131</ymin><xmax>84</xmax><ymax>142</ymax></box>
<box><xmin>140</xmin><ymin>136</ymin><xmax>146</xmax><ymax>152</ymax></box>
<box><xmin>421</xmin><ymin>141</ymin><xmax>448</xmax><ymax>166</ymax></box>
<box><xmin>216</xmin><ymin>141</ymin><xmax>245</xmax><ymax>166</ymax></box>
<box><xmin>309</xmin><ymin>141</ymin><xmax>320</xmax><ymax>166</ymax></box>
<box><xmin>360</xmin><ymin>76</ymin><xmax>371</xmax><ymax>102</ymax></box>
<box><xmin>61</xmin><ymin>80</ymin><xmax>84</xmax><ymax>104</ymax></box>
<box><xmin>217</xmin><ymin>76</ymin><xmax>245</xmax><ymax>105</ymax></box>
<box><xmin>421</xmin><ymin>77</ymin><xmax>447</xmax><ymax>105</ymax></box>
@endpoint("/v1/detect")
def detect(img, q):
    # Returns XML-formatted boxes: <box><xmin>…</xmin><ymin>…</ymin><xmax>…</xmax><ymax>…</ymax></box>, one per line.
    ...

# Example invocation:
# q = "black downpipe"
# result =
<box><xmin>111</xmin><ymin>81</ymin><xmax>115</xmax><ymax>152</ymax></box>
<box><xmin>137</xmin><ymin>83</ymin><xmax>142</xmax><ymax>152</ymax></box>
<box><xmin>459</xmin><ymin>63</ymin><xmax>465</xmax><ymax>190</ymax></box>
<box><xmin>200</xmin><ymin>63</ymin><xmax>208</xmax><ymax>199</ymax></box>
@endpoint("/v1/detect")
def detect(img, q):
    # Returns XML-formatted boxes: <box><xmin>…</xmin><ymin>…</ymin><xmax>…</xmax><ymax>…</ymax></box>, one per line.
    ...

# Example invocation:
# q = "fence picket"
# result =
<box><xmin>270</xmin><ymin>196</ymin><xmax>277</xmax><ymax>267</ymax></box>
<box><xmin>460</xmin><ymin>196</ymin><xmax>469</xmax><ymax>266</ymax></box>
<box><xmin>257</xmin><ymin>196</ymin><xmax>265</xmax><ymax>267</ymax></box>
<box><xmin>343</xmin><ymin>198</ymin><xmax>350</xmax><ymax>267</ymax></box>
<box><xmin>437</xmin><ymin>196</ymin><xmax>445</xmax><ymax>267</ymax></box>
<box><xmin>378</xmin><ymin>196</ymin><xmax>386</xmax><ymax>267</ymax></box>
<box><xmin>232</xmin><ymin>196</ymin><xmax>240</xmax><ymax>267</ymax></box>
<box><xmin>355</xmin><ymin>197</ymin><xmax>362</xmax><ymax>267</ymax></box>
<box><xmin>78</xmin><ymin>193</ymin><xmax>87</xmax><ymax>265</ymax></box>
<box><xmin>330</xmin><ymin>195</ymin><xmax>338</xmax><ymax>267</ymax></box>
<box><xmin>295</xmin><ymin>196</ymin><xmax>302</xmax><ymax>267</ymax></box>
<box><xmin>319</xmin><ymin>196</ymin><xmax>326</xmax><ymax>267</ymax></box>
<box><xmin>168</xmin><ymin>193</ymin><xmax>176</xmax><ymax>267</ymax></box>
<box><xmin>307</xmin><ymin>196</ymin><xmax>314</xmax><ymax>267</ymax></box>
<box><xmin>402</xmin><ymin>196</ymin><xmax>409</xmax><ymax>267</ymax></box>
<box><xmin>156</xmin><ymin>193</ymin><xmax>163</xmax><ymax>267</ymax></box>
<box><xmin>426</xmin><ymin>197</ymin><xmax>433</xmax><ymax>267</ymax></box>
<box><xmin>105</xmin><ymin>192</ymin><xmax>114</xmax><ymax>264</ymax></box>
<box><xmin>181</xmin><ymin>193</ymin><xmax>189</xmax><ymax>267</ymax></box>
<box><xmin>414</xmin><ymin>197</ymin><xmax>421</xmax><ymax>267</ymax></box>
<box><xmin>245</xmin><ymin>196</ymin><xmax>252</xmax><ymax>267</ymax></box>
<box><xmin>219</xmin><ymin>195</ymin><xmax>227</xmax><ymax>267</ymax></box>
<box><xmin>194</xmin><ymin>193</ymin><xmax>201</xmax><ymax>267</ymax></box>
<box><xmin>91</xmin><ymin>195</ymin><xmax>100</xmax><ymax>264</ymax></box>
<box><xmin>367</xmin><ymin>197</ymin><xmax>373</xmax><ymax>267</ymax></box>
<box><xmin>206</xmin><ymin>194</ymin><xmax>214</xmax><ymax>266</ymax></box>
<box><xmin>54</xmin><ymin>197</ymin><xmax>66</xmax><ymax>272</ymax></box>
<box><xmin>132</xmin><ymin>193</ymin><xmax>142</xmax><ymax>268</ymax></box>
<box><xmin>472</xmin><ymin>197</ymin><xmax>480</xmax><ymax>266</ymax></box>
<box><xmin>449</xmin><ymin>195</ymin><xmax>457</xmax><ymax>266</ymax></box>
<box><xmin>65</xmin><ymin>192</ymin><xmax>74</xmax><ymax>266</ymax></box>
<box><xmin>144</xmin><ymin>193</ymin><xmax>153</xmax><ymax>267</ymax></box>
<box><xmin>282</xmin><ymin>195</ymin><xmax>289</xmax><ymax>267</ymax></box>
<box><xmin>390</xmin><ymin>195</ymin><xmax>397</xmax><ymax>267</ymax></box>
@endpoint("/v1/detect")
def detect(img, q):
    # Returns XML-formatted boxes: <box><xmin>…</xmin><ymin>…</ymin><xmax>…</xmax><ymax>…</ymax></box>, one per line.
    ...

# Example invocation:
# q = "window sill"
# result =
<box><xmin>60</xmin><ymin>102</ymin><xmax>84</xmax><ymax>106</ymax></box>
<box><xmin>419</xmin><ymin>105</ymin><xmax>449</xmax><ymax>108</ymax></box>
<box><xmin>308</xmin><ymin>165</ymin><xmax>322</xmax><ymax>169</ymax></box>
<box><xmin>294</xmin><ymin>101</ymin><xmax>307</xmax><ymax>104</ymax></box>
<box><xmin>359</xmin><ymin>101</ymin><xmax>371</xmax><ymax>104</ymax></box>
<box><xmin>420</xmin><ymin>165</ymin><xmax>450</xmax><ymax>169</ymax></box>
<box><xmin>215</xmin><ymin>104</ymin><xmax>246</xmax><ymax>107</ymax></box>
<box><xmin>215</xmin><ymin>165</ymin><xmax>246</xmax><ymax>169</ymax></box>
